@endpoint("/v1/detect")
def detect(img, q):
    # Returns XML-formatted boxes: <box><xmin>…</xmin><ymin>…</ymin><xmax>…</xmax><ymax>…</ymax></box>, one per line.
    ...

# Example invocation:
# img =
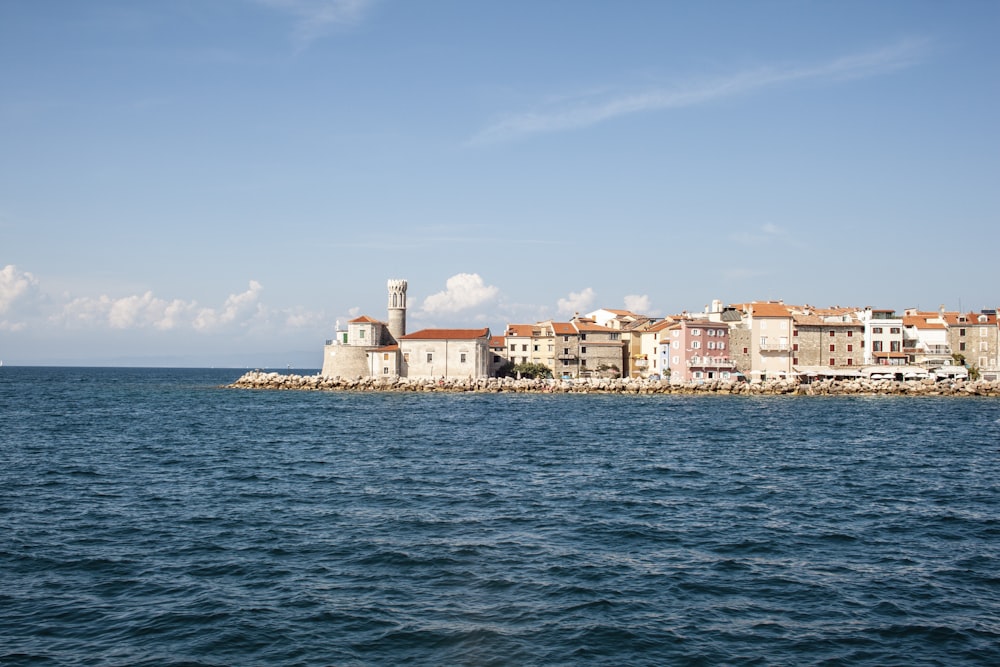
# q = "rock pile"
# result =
<box><xmin>226</xmin><ymin>371</ymin><xmax>1000</xmax><ymax>397</ymax></box>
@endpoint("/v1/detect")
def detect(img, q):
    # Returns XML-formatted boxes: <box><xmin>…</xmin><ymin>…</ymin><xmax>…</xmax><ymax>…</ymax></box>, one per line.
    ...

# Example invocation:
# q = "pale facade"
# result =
<box><xmin>858</xmin><ymin>308</ymin><xmax>906</xmax><ymax>366</ymax></box>
<box><xmin>398</xmin><ymin>328</ymin><xmax>492</xmax><ymax>380</ymax></box>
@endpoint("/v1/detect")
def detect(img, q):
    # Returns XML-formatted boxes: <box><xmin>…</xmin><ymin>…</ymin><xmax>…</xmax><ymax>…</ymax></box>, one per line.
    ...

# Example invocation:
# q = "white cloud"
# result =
<box><xmin>557</xmin><ymin>287</ymin><xmax>596</xmax><ymax>315</ymax></box>
<box><xmin>257</xmin><ymin>0</ymin><xmax>375</xmax><ymax>48</ymax></box>
<box><xmin>470</xmin><ymin>39</ymin><xmax>928</xmax><ymax>144</ymax></box>
<box><xmin>0</xmin><ymin>264</ymin><xmax>39</xmax><ymax>315</ymax></box>
<box><xmin>624</xmin><ymin>294</ymin><xmax>651</xmax><ymax>314</ymax></box>
<box><xmin>0</xmin><ymin>265</ymin><xmax>42</xmax><ymax>331</ymax></box>
<box><xmin>421</xmin><ymin>273</ymin><xmax>499</xmax><ymax>314</ymax></box>
<box><xmin>193</xmin><ymin>280</ymin><xmax>264</xmax><ymax>331</ymax></box>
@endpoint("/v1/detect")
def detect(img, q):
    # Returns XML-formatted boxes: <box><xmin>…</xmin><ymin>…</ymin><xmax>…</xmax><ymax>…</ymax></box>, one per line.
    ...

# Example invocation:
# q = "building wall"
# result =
<box><xmin>400</xmin><ymin>338</ymin><xmax>490</xmax><ymax>379</ymax></box>
<box><xmin>793</xmin><ymin>325</ymin><xmax>865</xmax><ymax>368</ymax></box>
<box><xmin>321</xmin><ymin>344</ymin><xmax>371</xmax><ymax>378</ymax></box>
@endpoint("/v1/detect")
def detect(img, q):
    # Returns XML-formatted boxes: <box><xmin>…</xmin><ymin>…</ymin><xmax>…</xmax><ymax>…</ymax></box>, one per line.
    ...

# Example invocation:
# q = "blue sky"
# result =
<box><xmin>2</xmin><ymin>0</ymin><xmax>997</xmax><ymax>367</ymax></box>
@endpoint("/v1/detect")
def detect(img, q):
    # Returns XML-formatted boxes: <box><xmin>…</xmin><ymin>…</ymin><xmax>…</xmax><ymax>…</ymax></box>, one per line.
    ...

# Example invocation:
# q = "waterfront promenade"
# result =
<box><xmin>228</xmin><ymin>371</ymin><xmax>1000</xmax><ymax>397</ymax></box>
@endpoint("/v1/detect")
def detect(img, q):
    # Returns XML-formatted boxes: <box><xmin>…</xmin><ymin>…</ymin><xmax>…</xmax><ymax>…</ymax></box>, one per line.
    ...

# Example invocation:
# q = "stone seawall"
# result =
<box><xmin>226</xmin><ymin>371</ymin><xmax>1000</xmax><ymax>397</ymax></box>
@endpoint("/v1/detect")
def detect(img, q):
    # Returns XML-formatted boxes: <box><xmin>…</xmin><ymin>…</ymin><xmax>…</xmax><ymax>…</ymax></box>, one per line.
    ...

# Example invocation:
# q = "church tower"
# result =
<box><xmin>387</xmin><ymin>279</ymin><xmax>408</xmax><ymax>342</ymax></box>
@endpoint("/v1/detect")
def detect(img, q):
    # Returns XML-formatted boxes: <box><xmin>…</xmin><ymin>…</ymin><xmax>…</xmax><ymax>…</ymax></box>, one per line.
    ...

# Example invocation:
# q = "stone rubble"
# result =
<box><xmin>225</xmin><ymin>371</ymin><xmax>1000</xmax><ymax>397</ymax></box>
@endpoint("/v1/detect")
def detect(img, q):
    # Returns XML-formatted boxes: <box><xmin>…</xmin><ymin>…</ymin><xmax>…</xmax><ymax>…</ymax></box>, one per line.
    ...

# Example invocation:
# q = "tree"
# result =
<box><xmin>502</xmin><ymin>362</ymin><xmax>553</xmax><ymax>379</ymax></box>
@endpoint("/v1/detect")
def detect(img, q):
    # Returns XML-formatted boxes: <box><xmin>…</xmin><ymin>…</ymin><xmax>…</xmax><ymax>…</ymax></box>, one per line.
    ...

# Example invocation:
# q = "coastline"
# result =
<box><xmin>226</xmin><ymin>371</ymin><xmax>1000</xmax><ymax>397</ymax></box>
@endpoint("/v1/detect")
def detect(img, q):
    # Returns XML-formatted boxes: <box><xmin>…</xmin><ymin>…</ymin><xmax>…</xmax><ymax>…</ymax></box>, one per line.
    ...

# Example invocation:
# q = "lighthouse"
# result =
<box><xmin>387</xmin><ymin>279</ymin><xmax>407</xmax><ymax>341</ymax></box>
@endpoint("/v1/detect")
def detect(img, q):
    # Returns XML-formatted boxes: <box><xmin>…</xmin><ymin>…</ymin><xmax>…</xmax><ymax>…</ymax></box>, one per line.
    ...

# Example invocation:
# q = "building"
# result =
<box><xmin>946</xmin><ymin>309</ymin><xmax>1000</xmax><ymax>380</ymax></box>
<box><xmin>321</xmin><ymin>279</ymin><xmax>492</xmax><ymax>380</ymax></box>
<box><xmin>659</xmin><ymin>319</ymin><xmax>736</xmax><ymax>383</ymax></box>
<box><xmin>791</xmin><ymin>309</ymin><xmax>865</xmax><ymax>374</ymax></box>
<box><xmin>398</xmin><ymin>328</ymin><xmax>492</xmax><ymax>379</ymax></box>
<box><xmin>858</xmin><ymin>308</ymin><xmax>907</xmax><ymax>366</ymax></box>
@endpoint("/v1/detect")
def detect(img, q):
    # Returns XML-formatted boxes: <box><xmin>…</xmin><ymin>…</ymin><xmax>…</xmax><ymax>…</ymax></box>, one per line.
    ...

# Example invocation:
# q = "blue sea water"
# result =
<box><xmin>1</xmin><ymin>367</ymin><xmax>998</xmax><ymax>666</ymax></box>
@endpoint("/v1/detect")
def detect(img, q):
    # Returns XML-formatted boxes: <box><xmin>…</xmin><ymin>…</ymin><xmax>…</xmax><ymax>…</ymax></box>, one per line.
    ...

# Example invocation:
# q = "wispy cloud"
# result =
<box><xmin>624</xmin><ymin>294</ymin><xmax>652</xmax><ymax>315</ymax></box>
<box><xmin>0</xmin><ymin>265</ymin><xmax>41</xmax><ymax>331</ymax></box>
<box><xmin>256</xmin><ymin>0</ymin><xmax>376</xmax><ymax>49</ymax></box>
<box><xmin>470</xmin><ymin>39</ymin><xmax>928</xmax><ymax>144</ymax></box>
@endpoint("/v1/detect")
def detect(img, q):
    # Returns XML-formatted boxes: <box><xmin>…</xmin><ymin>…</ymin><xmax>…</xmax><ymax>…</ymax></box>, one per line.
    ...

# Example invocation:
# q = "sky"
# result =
<box><xmin>2</xmin><ymin>0</ymin><xmax>998</xmax><ymax>367</ymax></box>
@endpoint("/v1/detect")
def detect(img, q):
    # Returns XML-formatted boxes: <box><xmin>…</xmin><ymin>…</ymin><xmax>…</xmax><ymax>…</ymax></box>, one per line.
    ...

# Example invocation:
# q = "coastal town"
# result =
<box><xmin>230</xmin><ymin>279</ymin><xmax>1000</xmax><ymax>396</ymax></box>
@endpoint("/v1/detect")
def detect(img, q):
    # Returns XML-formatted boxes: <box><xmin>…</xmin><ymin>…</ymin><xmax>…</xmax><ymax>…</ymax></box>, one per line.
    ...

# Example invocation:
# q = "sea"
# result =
<box><xmin>1</xmin><ymin>366</ymin><xmax>998</xmax><ymax>666</ymax></box>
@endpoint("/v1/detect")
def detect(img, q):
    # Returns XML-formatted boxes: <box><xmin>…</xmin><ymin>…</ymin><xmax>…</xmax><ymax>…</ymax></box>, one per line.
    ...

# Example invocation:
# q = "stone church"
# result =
<box><xmin>321</xmin><ymin>279</ymin><xmax>492</xmax><ymax>380</ymax></box>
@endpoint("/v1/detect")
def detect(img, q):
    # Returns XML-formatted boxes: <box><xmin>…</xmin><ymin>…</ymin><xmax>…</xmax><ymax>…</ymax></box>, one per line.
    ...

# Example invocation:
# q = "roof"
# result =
<box><xmin>750</xmin><ymin>302</ymin><xmax>792</xmax><ymax>318</ymax></box>
<box><xmin>489</xmin><ymin>335</ymin><xmax>506</xmax><ymax>348</ymax></box>
<box><xmin>902</xmin><ymin>316</ymin><xmax>946</xmax><ymax>330</ymax></box>
<box><xmin>349</xmin><ymin>315</ymin><xmax>384</xmax><ymax>324</ymax></box>
<box><xmin>504</xmin><ymin>324</ymin><xmax>534</xmax><ymax>337</ymax></box>
<box><xmin>551</xmin><ymin>322</ymin><xmax>577</xmax><ymax>335</ymax></box>
<box><xmin>792</xmin><ymin>314</ymin><xmax>862</xmax><ymax>327</ymax></box>
<box><xmin>399</xmin><ymin>327</ymin><xmax>491</xmax><ymax>341</ymax></box>
<box><xmin>372</xmin><ymin>344</ymin><xmax>399</xmax><ymax>352</ymax></box>
<box><xmin>574</xmin><ymin>321</ymin><xmax>617</xmax><ymax>333</ymax></box>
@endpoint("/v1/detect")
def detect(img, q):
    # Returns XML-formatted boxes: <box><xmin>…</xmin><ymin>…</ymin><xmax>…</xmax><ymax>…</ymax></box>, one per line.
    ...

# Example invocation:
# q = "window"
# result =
<box><xmin>760</xmin><ymin>336</ymin><xmax>768</xmax><ymax>346</ymax></box>
<box><xmin>847</xmin><ymin>359</ymin><xmax>853</xmax><ymax>366</ymax></box>
<box><xmin>403</xmin><ymin>353</ymin><xmax>409</xmax><ymax>362</ymax></box>
<box><xmin>533</xmin><ymin>345</ymin><xmax>538</xmax><ymax>352</ymax></box>
<box><xmin>564</xmin><ymin>336</ymin><xmax>569</xmax><ymax>342</ymax></box>
<box><xmin>581</xmin><ymin>347</ymin><xmax>587</xmax><ymax>353</ymax></box>
<box><xmin>718</xmin><ymin>342</ymin><xmax>725</xmax><ymax>350</ymax></box>
<box><xmin>692</xmin><ymin>329</ymin><xmax>701</xmax><ymax>336</ymax></box>
<box><xmin>743</xmin><ymin>347</ymin><xmax>749</xmax><ymax>354</ymax></box>
<box><xmin>793</xmin><ymin>343</ymin><xmax>799</xmax><ymax>351</ymax></box>
<box><xmin>672</xmin><ymin>356</ymin><xmax>679</xmax><ymax>364</ymax></box>
<box><xmin>510</xmin><ymin>344</ymin><xmax>516</xmax><ymax>351</ymax></box>
<box><xmin>960</xmin><ymin>328</ymin><xmax>966</xmax><ymax>336</ymax></box>
<box><xmin>760</xmin><ymin>321</ymin><xmax>767</xmax><ymax>329</ymax></box>
<box><xmin>890</xmin><ymin>327</ymin><xmax>901</xmax><ymax>334</ymax></box>
<box><xmin>981</xmin><ymin>342</ymin><xmax>989</xmax><ymax>352</ymax></box>
<box><xmin>383</xmin><ymin>353</ymin><xmax>389</xmax><ymax>361</ymax></box>
<box><xmin>793</xmin><ymin>357</ymin><xmax>799</xmax><ymax>365</ymax></box>
<box><xmin>873</xmin><ymin>327</ymin><xmax>883</xmax><ymax>334</ymax></box>
<box><xmin>829</xmin><ymin>331</ymin><xmax>835</xmax><ymax>337</ymax></box>
<box><xmin>707</xmin><ymin>341</ymin><xmax>716</xmax><ymax>350</ymax></box>
<box><xmin>673</xmin><ymin>330</ymin><xmax>679</xmax><ymax>338</ymax></box>
<box><xmin>982</xmin><ymin>328</ymin><xmax>989</xmax><ymax>337</ymax></box>
<box><xmin>890</xmin><ymin>341</ymin><xmax>901</xmax><ymax>352</ymax></box>
<box><xmin>359</xmin><ymin>329</ymin><xmax>365</xmax><ymax>339</ymax></box>
<box><xmin>717</xmin><ymin>330</ymin><xmax>725</xmax><ymax>337</ymax></box>
<box><xmin>672</xmin><ymin>341</ymin><xmax>679</xmax><ymax>349</ymax></box>
<box><xmin>960</xmin><ymin>342</ymin><xmax>966</xmax><ymax>351</ymax></box>
<box><xmin>981</xmin><ymin>357</ymin><xmax>989</xmax><ymax>367</ymax></box>
<box><xmin>830</xmin><ymin>344</ymin><xmax>836</xmax><ymax>352</ymax></box>
<box><xmin>694</xmin><ymin>371</ymin><xmax>703</xmax><ymax>379</ymax></box>
<box><xmin>847</xmin><ymin>331</ymin><xmax>853</xmax><ymax>337</ymax></box>
<box><xmin>581</xmin><ymin>334</ymin><xmax>587</xmax><ymax>341</ymax></box>
<box><xmin>522</xmin><ymin>344</ymin><xmax>528</xmax><ymax>352</ymax></box>
<box><xmin>793</xmin><ymin>330</ymin><xmax>799</xmax><ymax>337</ymax></box>
<box><xmin>847</xmin><ymin>344</ymin><xmax>853</xmax><ymax>352</ymax></box>
<box><xmin>563</xmin><ymin>348</ymin><xmax>569</xmax><ymax>355</ymax></box>
<box><xmin>692</xmin><ymin>341</ymin><xmax>701</xmax><ymax>349</ymax></box>
<box><xmin>460</xmin><ymin>353</ymin><xmax>467</xmax><ymax>363</ymax></box>
<box><xmin>427</xmin><ymin>353</ymin><xmax>433</xmax><ymax>363</ymax></box>
<box><xmin>780</xmin><ymin>321</ymin><xmax>788</xmax><ymax>330</ymax></box>
<box><xmin>383</xmin><ymin>367</ymin><xmax>389</xmax><ymax>374</ymax></box>
<box><xmin>829</xmin><ymin>358</ymin><xmax>836</xmax><ymax>366</ymax></box>
<box><xmin>873</xmin><ymin>341</ymin><xmax>883</xmax><ymax>352</ymax></box>
<box><xmin>707</xmin><ymin>329</ymin><xmax>715</xmax><ymax>336</ymax></box>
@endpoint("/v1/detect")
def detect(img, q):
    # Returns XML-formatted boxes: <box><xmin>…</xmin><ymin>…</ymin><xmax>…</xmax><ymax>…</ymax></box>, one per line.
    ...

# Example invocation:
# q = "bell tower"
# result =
<box><xmin>387</xmin><ymin>279</ymin><xmax>408</xmax><ymax>341</ymax></box>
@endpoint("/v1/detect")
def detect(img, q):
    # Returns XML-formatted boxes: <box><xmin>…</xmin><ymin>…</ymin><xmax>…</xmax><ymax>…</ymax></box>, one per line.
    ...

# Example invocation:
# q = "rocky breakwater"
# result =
<box><xmin>226</xmin><ymin>371</ymin><xmax>1000</xmax><ymax>397</ymax></box>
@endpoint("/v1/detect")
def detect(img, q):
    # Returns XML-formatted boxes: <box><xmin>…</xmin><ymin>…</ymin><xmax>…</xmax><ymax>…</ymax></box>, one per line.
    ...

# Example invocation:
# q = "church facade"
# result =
<box><xmin>321</xmin><ymin>279</ymin><xmax>492</xmax><ymax>380</ymax></box>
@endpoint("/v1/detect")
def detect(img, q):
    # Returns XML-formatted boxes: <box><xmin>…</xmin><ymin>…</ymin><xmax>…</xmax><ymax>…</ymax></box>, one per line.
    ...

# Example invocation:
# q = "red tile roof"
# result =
<box><xmin>349</xmin><ymin>315</ymin><xmax>383</xmax><ymax>324</ymax></box>
<box><xmin>750</xmin><ymin>302</ymin><xmax>791</xmax><ymax>318</ymax></box>
<box><xmin>399</xmin><ymin>328</ymin><xmax>491</xmax><ymax>340</ymax></box>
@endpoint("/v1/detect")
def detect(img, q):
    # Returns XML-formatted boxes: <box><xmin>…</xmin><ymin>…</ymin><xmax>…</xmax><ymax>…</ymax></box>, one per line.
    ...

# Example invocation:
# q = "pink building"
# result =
<box><xmin>658</xmin><ymin>319</ymin><xmax>736</xmax><ymax>383</ymax></box>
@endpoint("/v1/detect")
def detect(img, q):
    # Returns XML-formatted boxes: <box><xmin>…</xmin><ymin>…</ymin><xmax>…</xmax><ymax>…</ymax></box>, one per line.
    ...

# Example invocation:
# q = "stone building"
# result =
<box><xmin>946</xmin><ymin>310</ymin><xmax>1000</xmax><ymax>380</ymax></box>
<box><xmin>791</xmin><ymin>311</ymin><xmax>865</xmax><ymax>371</ymax></box>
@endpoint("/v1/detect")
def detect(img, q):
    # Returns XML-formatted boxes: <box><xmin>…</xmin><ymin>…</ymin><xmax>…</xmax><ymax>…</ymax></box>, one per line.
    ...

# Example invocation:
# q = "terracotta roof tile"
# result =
<box><xmin>399</xmin><ymin>328</ymin><xmax>491</xmax><ymax>340</ymax></box>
